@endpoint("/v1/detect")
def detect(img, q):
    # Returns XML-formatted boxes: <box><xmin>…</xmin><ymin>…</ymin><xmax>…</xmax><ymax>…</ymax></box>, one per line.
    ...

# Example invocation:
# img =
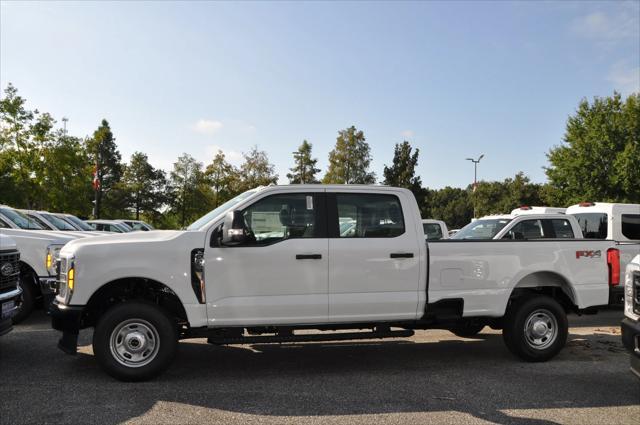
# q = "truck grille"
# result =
<box><xmin>634</xmin><ymin>271</ymin><xmax>640</xmax><ymax>316</ymax></box>
<box><xmin>0</xmin><ymin>250</ymin><xmax>20</xmax><ymax>293</ymax></box>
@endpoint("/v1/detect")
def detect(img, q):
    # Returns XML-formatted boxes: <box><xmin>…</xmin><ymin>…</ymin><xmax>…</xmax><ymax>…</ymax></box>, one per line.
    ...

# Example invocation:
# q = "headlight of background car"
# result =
<box><xmin>45</xmin><ymin>244</ymin><xmax>64</xmax><ymax>276</ymax></box>
<box><xmin>56</xmin><ymin>257</ymin><xmax>75</xmax><ymax>305</ymax></box>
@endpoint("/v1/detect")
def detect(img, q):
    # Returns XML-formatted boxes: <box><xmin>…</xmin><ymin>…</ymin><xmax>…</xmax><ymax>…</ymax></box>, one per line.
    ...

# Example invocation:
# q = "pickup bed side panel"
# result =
<box><xmin>427</xmin><ymin>240</ymin><xmax>611</xmax><ymax>317</ymax></box>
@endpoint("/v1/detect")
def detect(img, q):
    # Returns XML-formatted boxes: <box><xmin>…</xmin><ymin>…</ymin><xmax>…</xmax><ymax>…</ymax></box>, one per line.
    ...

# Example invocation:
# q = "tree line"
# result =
<box><xmin>1</xmin><ymin>83</ymin><xmax>637</xmax><ymax>229</ymax></box>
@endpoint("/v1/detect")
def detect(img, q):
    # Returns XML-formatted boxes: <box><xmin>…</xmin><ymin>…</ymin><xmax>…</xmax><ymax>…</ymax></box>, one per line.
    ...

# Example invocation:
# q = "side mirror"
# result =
<box><xmin>221</xmin><ymin>210</ymin><xmax>248</xmax><ymax>246</ymax></box>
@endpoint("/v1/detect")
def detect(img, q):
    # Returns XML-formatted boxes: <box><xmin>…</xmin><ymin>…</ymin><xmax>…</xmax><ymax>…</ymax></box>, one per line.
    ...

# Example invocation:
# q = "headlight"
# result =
<box><xmin>56</xmin><ymin>257</ymin><xmax>75</xmax><ymax>305</ymax></box>
<box><xmin>45</xmin><ymin>244</ymin><xmax>64</xmax><ymax>276</ymax></box>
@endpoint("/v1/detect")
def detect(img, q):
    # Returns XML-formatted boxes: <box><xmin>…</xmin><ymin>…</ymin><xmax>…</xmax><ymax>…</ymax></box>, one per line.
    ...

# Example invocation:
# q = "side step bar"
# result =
<box><xmin>207</xmin><ymin>329</ymin><xmax>415</xmax><ymax>345</ymax></box>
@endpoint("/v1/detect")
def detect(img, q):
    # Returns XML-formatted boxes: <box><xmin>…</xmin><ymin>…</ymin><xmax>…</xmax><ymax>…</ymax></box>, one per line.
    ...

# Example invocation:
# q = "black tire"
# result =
<box><xmin>93</xmin><ymin>301</ymin><xmax>178</xmax><ymax>382</ymax></box>
<box><xmin>502</xmin><ymin>295</ymin><xmax>568</xmax><ymax>362</ymax></box>
<box><xmin>450</xmin><ymin>323</ymin><xmax>485</xmax><ymax>338</ymax></box>
<box><xmin>12</xmin><ymin>273</ymin><xmax>36</xmax><ymax>324</ymax></box>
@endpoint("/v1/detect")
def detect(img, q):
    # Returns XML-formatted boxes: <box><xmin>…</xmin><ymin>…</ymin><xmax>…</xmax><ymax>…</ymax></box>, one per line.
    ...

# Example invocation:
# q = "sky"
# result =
<box><xmin>1</xmin><ymin>1</ymin><xmax>638</xmax><ymax>189</ymax></box>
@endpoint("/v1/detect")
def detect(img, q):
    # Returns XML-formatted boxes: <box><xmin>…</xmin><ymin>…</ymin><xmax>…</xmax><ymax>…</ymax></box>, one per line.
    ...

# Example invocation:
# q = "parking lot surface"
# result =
<box><xmin>1</xmin><ymin>309</ymin><xmax>638</xmax><ymax>425</ymax></box>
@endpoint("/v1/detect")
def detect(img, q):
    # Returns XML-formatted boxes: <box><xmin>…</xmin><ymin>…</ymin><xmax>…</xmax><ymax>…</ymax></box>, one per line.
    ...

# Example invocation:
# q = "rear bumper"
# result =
<box><xmin>621</xmin><ymin>318</ymin><xmax>640</xmax><ymax>379</ymax></box>
<box><xmin>609</xmin><ymin>285</ymin><xmax>624</xmax><ymax>305</ymax></box>
<box><xmin>51</xmin><ymin>301</ymin><xmax>84</xmax><ymax>354</ymax></box>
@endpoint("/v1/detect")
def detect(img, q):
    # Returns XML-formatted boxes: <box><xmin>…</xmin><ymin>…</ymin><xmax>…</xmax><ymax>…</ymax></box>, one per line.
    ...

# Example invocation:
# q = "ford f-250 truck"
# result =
<box><xmin>622</xmin><ymin>254</ymin><xmax>640</xmax><ymax>378</ymax></box>
<box><xmin>0</xmin><ymin>235</ymin><xmax>22</xmax><ymax>335</ymax></box>
<box><xmin>51</xmin><ymin>185</ymin><xmax>619</xmax><ymax>381</ymax></box>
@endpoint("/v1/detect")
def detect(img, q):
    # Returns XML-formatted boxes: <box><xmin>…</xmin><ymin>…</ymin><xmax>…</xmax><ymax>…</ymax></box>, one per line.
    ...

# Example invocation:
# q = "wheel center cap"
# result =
<box><xmin>125</xmin><ymin>332</ymin><xmax>146</xmax><ymax>351</ymax></box>
<box><xmin>532</xmin><ymin>321</ymin><xmax>548</xmax><ymax>338</ymax></box>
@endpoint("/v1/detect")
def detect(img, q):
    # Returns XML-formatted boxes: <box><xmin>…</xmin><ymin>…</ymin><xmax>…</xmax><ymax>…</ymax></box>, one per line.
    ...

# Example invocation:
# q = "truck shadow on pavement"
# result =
<box><xmin>24</xmin><ymin>328</ymin><xmax>636</xmax><ymax>425</ymax></box>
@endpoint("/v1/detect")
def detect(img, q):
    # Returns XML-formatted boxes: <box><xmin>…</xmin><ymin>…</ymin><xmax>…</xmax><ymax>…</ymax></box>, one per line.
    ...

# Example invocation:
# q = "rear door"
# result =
<box><xmin>327</xmin><ymin>190</ymin><xmax>421</xmax><ymax>323</ymax></box>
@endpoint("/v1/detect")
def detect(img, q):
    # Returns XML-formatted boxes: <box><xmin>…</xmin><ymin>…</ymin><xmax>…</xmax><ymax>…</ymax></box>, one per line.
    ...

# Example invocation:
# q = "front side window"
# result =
<box><xmin>621</xmin><ymin>214</ymin><xmax>640</xmax><ymax>240</ymax></box>
<box><xmin>335</xmin><ymin>193</ymin><xmax>404</xmax><ymax>238</ymax></box>
<box><xmin>240</xmin><ymin>193</ymin><xmax>318</xmax><ymax>245</ymax></box>
<box><xmin>504</xmin><ymin>220</ymin><xmax>544</xmax><ymax>239</ymax></box>
<box><xmin>572</xmin><ymin>213</ymin><xmax>608</xmax><ymax>239</ymax></box>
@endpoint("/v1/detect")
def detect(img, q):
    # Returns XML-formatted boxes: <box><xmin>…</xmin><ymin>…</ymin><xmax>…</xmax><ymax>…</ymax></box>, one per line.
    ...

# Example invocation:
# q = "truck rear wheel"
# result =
<box><xmin>502</xmin><ymin>295</ymin><xmax>568</xmax><ymax>362</ymax></box>
<box><xmin>93</xmin><ymin>301</ymin><xmax>178</xmax><ymax>382</ymax></box>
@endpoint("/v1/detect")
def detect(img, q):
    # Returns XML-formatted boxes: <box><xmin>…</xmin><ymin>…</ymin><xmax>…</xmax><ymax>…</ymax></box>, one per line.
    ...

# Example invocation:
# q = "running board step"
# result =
<box><xmin>207</xmin><ymin>329</ymin><xmax>415</xmax><ymax>345</ymax></box>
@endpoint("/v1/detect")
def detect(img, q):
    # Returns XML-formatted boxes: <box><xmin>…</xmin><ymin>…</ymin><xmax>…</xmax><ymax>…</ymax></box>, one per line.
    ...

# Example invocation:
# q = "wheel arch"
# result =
<box><xmin>83</xmin><ymin>277</ymin><xmax>189</xmax><ymax>329</ymax></box>
<box><xmin>508</xmin><ymin>270</ymin><xmax>579</xmax><ymax>312</ymax></box>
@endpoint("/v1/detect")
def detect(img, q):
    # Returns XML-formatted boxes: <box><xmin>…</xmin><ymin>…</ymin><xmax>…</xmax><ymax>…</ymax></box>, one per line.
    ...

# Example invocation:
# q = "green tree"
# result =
<box><xmin>205</xmin><ymin>150</ymin><xmax>240</xmax><ymax>208</ymax></box>
<box><xmin>169</xmin><ymin>153</ymin><xmax>213</xmax><ymax>228</ymax></box>
<box><xmin>425</xmin><ymin>187</ymin><xmax>473</xmax><ymax>229</ymax></box>
<box><xmin>474</xmin><ymin>172</ymin><xmax>543</xmax><ymax>217</ymax></box>
<box><xmin>0</xmin><ymin>83</ymin><xmax>38</xmax><ymax>208</ymax></box>
<box><xmin>287</xmin><ymin>140</ymin><xmax>321</xmax><ymax>184</ymax></box>
<box><xmin>383</xmin><ymin>141</ymin><xmax>425</xmax><ymax>210</ymax></box>
<box><xmin>237</xmin><ymin>146</ymin><xmax>278</xmax><ymax>191</ymax></box>
<box><xmin>545</xmin><ymin>92</ymin><xmax>640</xmax><ymax>205</ymax></box>
<box><xmin>86</xmin><ymin>119</ymin><xmax>123</xmax><ymax>218</ymax></box>
<box><xmin>323</xmin><ymin>126</ymin><xmax>375</xmax><ymax>184</ymax></box>
<box><xmin>120</xmin><ymin>152</ymin><xmax>167</xmax><ymax>220</ymax></box>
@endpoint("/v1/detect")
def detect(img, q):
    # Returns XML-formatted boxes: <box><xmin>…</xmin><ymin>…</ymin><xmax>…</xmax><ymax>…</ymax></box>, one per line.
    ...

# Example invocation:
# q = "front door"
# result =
<box><xmin>327</xmin><ymin>191</ymin><xmax>421</xmax><ymax>323</ymax></box>
<box><xmin>204</xmin><ymin>190</ymin><xmax>328</xmax><ymax>326</ymax></box>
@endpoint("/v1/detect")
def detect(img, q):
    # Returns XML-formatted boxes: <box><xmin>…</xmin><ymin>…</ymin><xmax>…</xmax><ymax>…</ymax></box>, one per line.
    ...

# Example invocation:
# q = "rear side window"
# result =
<box><xmin>572</xmin><ymin>213</ymin><xmax>608</xmax><ymax>239</ymax></box>
<box><xmin>423</xmin><ymin>223</ymin><xmax>443</xmax><ymax>240</ymax></box>
<box><xmin>335</xmin><ymin>193</ymin><xmax>404</xmax><ymax>238</ymax></box>
<box><xmin>549</xmin><ymin>219</ymin><xmax>574</xmax><ymax>238</ymax></box>
<box><xmin>621</xmin><ymin>214</ymin><xmax>640</xmax><ymax>240</ymax></box>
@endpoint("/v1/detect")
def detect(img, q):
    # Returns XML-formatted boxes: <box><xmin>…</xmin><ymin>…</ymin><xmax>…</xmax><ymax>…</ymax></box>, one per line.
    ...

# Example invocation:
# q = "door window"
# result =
<box><xmin>240</xmin><ymin>193</ymin><xmax>319</xmax><ymax>245</ymax></box>
<box><xmin>549</xmin><ymin>219</ymin><xmax>575</xmax><ymax>238</ymax></box>
<box><xmin>621</xmin><ymin>214</ymin><xmax>640</xmax><ymax>240</ymax></box>
<box><xmin>505</xmin><ymin>220</ymin><xmax>544</xmax><ymax>239</ymax></box>
<box><xmin>334</xmin><ymin>193</ymin><xmax>404</xmax><ymax>238</ymax></box>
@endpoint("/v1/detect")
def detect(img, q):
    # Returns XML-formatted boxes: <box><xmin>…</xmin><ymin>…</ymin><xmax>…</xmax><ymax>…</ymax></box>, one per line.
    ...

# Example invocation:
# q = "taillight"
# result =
<box><xmin>607</xmin><ymin>248</ymin><xmax>620</xmax><ymax>286</ymax></box>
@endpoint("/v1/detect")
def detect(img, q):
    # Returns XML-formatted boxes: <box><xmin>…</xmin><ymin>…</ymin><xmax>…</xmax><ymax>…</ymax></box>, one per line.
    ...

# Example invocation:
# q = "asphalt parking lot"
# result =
<box><xmin>1</xmin><ymin>309</ymin><xmax>638</xmax><ymax>425</ymax></box>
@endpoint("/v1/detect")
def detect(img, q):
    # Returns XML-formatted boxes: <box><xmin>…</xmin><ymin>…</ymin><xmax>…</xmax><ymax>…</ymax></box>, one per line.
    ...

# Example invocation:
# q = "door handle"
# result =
<box><xmin>296</xmin><ymin>254</ymin><xmax>322</xmax><ymax>260</ymax></box>
<box><xmin>390</xmin><ymin>253</ymin><xmax>414</xmax><ymax>258</ymax></box>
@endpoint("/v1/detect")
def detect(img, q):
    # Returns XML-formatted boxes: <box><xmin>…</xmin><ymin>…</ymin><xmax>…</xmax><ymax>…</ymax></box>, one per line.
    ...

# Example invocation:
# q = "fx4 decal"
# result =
<box><xmin>576</xmin><ymin>250</ymin><xmax>601</xmax><ymax>259</ymax></box>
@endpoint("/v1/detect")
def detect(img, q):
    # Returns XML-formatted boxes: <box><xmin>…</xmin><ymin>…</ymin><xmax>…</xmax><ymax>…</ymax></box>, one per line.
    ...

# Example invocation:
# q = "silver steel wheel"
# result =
<box><xmin>109</xmin><ymin>319</ymin><xmax>161</xmax><ymax>368</ymax></box>
<box><xmin>524</xmin><ymin>309</ymin><xmax>558</xmax><ymax>350</ymax></box>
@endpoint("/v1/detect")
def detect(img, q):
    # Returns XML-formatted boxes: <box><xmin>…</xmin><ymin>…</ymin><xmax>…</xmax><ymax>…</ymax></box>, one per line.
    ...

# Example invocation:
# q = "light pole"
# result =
<box><xmin>466</xmin><ymin>154</ymin><xmax>484</xmax><ymax>218</ymax></box>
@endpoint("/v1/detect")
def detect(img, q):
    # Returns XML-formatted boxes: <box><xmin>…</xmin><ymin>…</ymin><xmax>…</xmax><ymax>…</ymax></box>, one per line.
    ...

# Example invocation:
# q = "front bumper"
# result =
<box><xmin>0</xmin><ymin>287</ymin><xmax>22</xmax><ymax>336</ymax></box>
<box><xmin>51</xmin><ymin>301</ymin><xmax>84</xmax><ymax>354</ymax></box>
<box><xmin>621</xmin><ymin>317</ymin><xmax>640</xmax><ymax>379</ymax></box>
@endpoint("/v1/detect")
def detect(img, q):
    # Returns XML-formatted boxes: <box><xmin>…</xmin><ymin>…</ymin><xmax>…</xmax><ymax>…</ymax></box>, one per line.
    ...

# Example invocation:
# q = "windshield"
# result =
<box><xmin>0</xmin><ymin>207</ymin><xmax>44</xmax><ymax>229</ymax></box>
<box><xmin>187</xmin><ymin>189</ymin><xmax>259</xmax><ymax>230</ymax></box>
<box><xmin>24</xmin><ymin>213</ymin><xmax>55</xmax><ymax>230</ymax></box>
<box><xmin>62</xmin><ymin>214</ymin><xmax>94</xmax><ymax>231</ymax></box>
<box><xmin>113</xmin><ymin>222</ymin><xmax>132</xmax><ymax>232</ymax></box>
<box><xmin>40</xmin><ymin>213</ymin><xmax>77</xmax><ymax>230</ymax></box>
<box><xmin>452</xmin><ymin>218</ymin><xmax>512</xmax><ymax>240</ymax></box>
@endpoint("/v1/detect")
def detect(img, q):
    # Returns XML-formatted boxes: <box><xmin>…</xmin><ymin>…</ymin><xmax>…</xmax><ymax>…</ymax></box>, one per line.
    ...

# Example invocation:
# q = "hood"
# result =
<box><xmin>62</xmin><ymin>230</ymin><xmax>186</xmax><ymax>252</ymax></box>
<box><xmin>0</xmin><ymin>234</ymin><xmax>17</xmax><ymax>250</ymax></box>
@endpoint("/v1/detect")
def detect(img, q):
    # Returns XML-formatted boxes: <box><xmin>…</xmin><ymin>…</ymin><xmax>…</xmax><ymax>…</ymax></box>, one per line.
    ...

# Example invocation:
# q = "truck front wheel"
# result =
<box><xmin>502</xmin><ymin>295</ymin><xmax>568</xmax><ymax>362</ymax></box>
<box><xmin>93</xmin><ymin>302</ymin><xmax>178</xmax><ymax>381</ymax></box>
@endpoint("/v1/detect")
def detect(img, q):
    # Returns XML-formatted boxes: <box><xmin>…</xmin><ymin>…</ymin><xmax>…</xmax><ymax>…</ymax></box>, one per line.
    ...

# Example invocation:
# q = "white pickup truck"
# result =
<box><xmin>452</xmin><ymin>213</ymin><xmax>582</xmax><ymax>241</ymax></box>
<box><xmin>52</xmin><ymin>185</ymin><xmax>618</xmax><ymax>381</ymax></box>
<box><xmin>0</xmin><ymin>235</ymin><xmax>22</xmax><ymax>335</ymax></box>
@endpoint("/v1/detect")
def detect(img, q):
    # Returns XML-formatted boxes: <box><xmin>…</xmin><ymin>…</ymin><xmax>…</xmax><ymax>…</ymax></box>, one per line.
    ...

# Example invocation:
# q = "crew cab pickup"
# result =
<box><xmin>452</xmin><ymin>214</ymin><xmax>582</xmax><ymax>241</ymax></box>
<box><xmin>51</xmin><ymin>185</ymin><xmax>618</xmax><ymax>381</ymax></box>
<box><xmin>622</xmin><ymin>254</ymin><xmax>640</xmax><ymax>378</ymax></box>
<box><xmin>0</xmin><ymin>235</ymin><xmax>22</xmax><ymax>335</ymax></box>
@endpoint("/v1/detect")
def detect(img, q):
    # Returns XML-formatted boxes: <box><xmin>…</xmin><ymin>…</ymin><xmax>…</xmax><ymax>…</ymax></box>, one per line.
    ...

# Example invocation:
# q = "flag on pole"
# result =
<box><xmin>92</xmin><ymin>165</ymin><xmax>101</xmax><ymax>191</ymax></box>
